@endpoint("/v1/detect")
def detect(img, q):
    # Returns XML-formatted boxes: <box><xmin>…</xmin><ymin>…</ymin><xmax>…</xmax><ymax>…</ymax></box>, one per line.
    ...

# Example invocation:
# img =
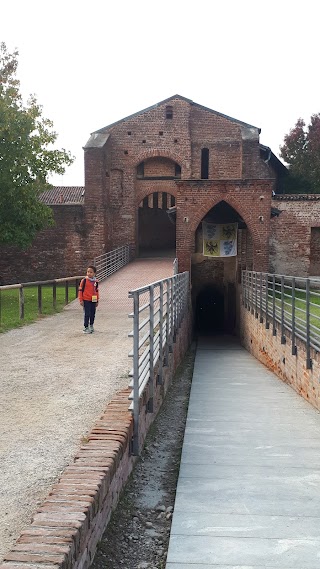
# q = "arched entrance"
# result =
<box><xmin>138</xmin><ymin>192</ymin><xmax>176</xmax><ymax>255</ymax></box>
<box><xmin>192</xmin><ymin>200</ymin><xmax>253</xmax><ymax>335</ymax></box>
<box><xmin>136</xmin><ymin>156</ymin><xmax>180</xmax><ymax>256</ymax></box>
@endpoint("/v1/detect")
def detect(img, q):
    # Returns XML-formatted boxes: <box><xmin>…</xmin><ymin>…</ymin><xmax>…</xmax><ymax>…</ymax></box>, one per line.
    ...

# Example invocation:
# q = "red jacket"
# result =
<box><xmin>78</xmin><ymin>278</ymin><xmax>99</xmax><ymax>302</ymax></box>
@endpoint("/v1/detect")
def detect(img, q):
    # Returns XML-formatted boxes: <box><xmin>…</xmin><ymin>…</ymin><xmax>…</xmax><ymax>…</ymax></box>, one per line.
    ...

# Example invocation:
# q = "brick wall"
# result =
<box><xmin>0</xmin><ymin>206</ymin><xmax>91</xmax><ymax>285</ymax></box>
<box><xmin>270</xmin><ymin>196</ymin><xmax>320</xmax><ymax>276</ymax></box>
<box><xmin>143</xmin><ymin>157</ymin><xmax>177</xmax><ymax>177</ymax></box>
<box><xmin>240</xmin><ymin>296</ymin><xmax>320</xmax><ymax>411</ymax></box>
<box><xmin>310</xmin><ymin>228</ymin><xmax>320</xmax><ymax>275</ymax></box>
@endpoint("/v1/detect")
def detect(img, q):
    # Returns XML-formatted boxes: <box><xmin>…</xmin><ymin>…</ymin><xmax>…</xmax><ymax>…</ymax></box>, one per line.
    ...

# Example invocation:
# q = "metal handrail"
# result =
<box><xmin>128</xmin><ymin>271</ymin><xmax>189</xmax><ymax>455</ymax></box>
<box><xmin>242</xmin><ymin>270</ymin><xmax>320</xmax><ymax>369</ymax></box>
<box><xmin>94</xmin><ymin>245</ymin><xmax>130</xmax><ymax>281</ymax></box>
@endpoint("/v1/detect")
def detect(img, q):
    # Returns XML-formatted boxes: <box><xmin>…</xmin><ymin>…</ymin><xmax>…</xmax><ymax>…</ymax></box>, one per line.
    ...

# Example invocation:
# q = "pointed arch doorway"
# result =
<box><xmin>192</xmin><ymin>200</ymin><xmax>253</xmax><ymax>335</ymax></box>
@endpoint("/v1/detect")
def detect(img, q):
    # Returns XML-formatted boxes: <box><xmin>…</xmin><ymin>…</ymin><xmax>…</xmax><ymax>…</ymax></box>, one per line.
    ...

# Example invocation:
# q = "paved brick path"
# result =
<box><xmin>0</xmin><ymin>257</ymin><xmax>174</xmax><ymax>561</ymax></box>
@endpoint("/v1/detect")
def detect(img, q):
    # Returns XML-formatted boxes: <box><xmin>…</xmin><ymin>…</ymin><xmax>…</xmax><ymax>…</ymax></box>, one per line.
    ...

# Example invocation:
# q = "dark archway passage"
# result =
<box><xmin>195</xmin><ymin>285</ymin><xmax>225</xmax><ymax>335</ymax></box>
<box><xmin>138</xmin><ymin>192</ymin><xmax>176</xmax><ymax>256</ymax></box>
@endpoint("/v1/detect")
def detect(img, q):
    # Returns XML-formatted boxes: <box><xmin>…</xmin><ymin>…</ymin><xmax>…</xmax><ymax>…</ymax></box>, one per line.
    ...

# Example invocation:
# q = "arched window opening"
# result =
<box><xmin>201</xmin><ymin>148</ymin><xmax>209</xmax><ymax>179</ymax></box>
<box><xmin>175</xmin><ymin>163</ymin><xmax>181</xmax><ymax>178</ymax></box>
<box><xmin>137</xmin><ymin>162</ymin><xmax>144</xmax><ymax>178</ymax></box>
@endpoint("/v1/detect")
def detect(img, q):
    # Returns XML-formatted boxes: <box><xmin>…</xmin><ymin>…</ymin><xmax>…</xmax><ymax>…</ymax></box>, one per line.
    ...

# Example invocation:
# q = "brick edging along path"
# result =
<box><xmin>0</xmin><ymin>257</ymin><xmax>184</xmax><ymax>565</ymax></box>
<box><xmin>0</xmin><ymin>259</ymin><xmax>190</xmax><ymax>569</ymax></box>
<box><xmin>0</xmin><ymin>290</ymin><xmax>191</xmax><ymax>569</ymax></box>
<box><xmin>1</xmin><ymin>388</ymin><xmax>134</xmax><ymax>569</ymax></box>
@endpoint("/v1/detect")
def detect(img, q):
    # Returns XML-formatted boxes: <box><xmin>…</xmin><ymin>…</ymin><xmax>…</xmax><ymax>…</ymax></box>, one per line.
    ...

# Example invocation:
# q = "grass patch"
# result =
<box><xmin>270</xmin><ymin>288</ymin><xmax>320</xmax><ymax>331</ymax></box>
<box><xmin>0</xmin><ymin>284</ymin><xmax>78</xmax><ymax>333</ymax></box>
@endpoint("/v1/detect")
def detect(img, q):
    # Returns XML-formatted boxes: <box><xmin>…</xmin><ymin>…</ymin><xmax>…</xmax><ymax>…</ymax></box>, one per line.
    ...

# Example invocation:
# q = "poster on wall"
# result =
<box><xmin>202</xmin><ymin>222</ymin><xmax>238</xmax><ymax>257</ymax></box>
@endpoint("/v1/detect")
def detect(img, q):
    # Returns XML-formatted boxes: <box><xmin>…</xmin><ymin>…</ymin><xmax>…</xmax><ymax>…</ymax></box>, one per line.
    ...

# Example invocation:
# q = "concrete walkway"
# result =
<box><xmin>0</xmin><ymin>257</ymin><xmax>174</xmax><ymax>562</ymax></box>
<box><xmin>166</xmin><ymin>336</ymin><xmax>320</xmax><ymax>569</ymax></box>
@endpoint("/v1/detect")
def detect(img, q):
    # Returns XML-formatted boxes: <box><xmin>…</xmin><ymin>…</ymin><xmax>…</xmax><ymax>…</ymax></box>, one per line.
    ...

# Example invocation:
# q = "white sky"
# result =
<box><xmin>1</xmin><ymin>0</ymin><xmax>319</xmax><ymax>185</ymax></box>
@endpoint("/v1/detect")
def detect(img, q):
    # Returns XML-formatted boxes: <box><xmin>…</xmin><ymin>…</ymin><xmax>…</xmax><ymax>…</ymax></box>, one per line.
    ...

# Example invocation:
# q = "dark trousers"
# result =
<box><xmin>83</xmin><ymin>300</ymin><xmax>97</xmax><ymax>327</ymax></box>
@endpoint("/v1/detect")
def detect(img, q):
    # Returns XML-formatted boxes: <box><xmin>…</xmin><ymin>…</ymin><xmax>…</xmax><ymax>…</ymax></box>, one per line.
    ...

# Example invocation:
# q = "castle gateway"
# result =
<box><xmin>1</xmin><ymin>95</ymin><xmax>320</xmax><ymax>332</ymax></box>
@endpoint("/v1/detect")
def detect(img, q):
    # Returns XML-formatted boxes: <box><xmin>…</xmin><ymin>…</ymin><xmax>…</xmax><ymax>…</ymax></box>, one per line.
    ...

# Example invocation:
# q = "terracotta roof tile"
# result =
<box><xmin>40</xmin><ymin>186</ymin><xmax>85</xmax><ymax>205</ymax></box>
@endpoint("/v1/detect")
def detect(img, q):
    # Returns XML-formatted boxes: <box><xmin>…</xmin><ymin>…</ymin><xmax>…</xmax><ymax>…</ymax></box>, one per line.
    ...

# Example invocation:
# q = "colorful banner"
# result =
<box><xmin>202</xmin><ymin>222</ymin><xmax>238</xmax><ymax>257</ymax></box>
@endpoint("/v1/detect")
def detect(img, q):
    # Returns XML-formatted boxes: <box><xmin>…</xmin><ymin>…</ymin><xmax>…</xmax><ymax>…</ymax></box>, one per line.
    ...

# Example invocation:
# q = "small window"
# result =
<box><xmin>137</xmin><ymin>162</ymin><xmax>144</xmax><ymax>177</ymax></box>
<box><xmin>166</xmin><ymin>105</ymin><xmax>173</xmax><ymax>119</ymax></box>
<box><xmin>201</xmin><ymin>148</ymin><xmax>209</xmax><ymax>179</ymax></box>
<box><xmin>175</xmin><ymin>163</ymin><xmax>181</xmax><ymax>178</ymax></box>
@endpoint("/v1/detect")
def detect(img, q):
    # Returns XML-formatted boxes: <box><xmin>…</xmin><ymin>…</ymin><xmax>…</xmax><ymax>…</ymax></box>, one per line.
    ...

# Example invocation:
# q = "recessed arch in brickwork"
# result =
<box><xmin>133</xmin><ymin>148</ymin><xmax>184</xmax><ymax>170</ymax></box>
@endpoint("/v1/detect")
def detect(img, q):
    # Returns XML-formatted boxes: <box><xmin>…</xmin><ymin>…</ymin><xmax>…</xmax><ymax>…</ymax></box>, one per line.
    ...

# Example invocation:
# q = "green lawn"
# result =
<box><xmin>0</xmin><ymin>284</ymin><xmax>78</xmax><ymax>333</ymax></box>
<box><xmin>271</xmin><ymin>288</ymin><xmax>320</xmax><ymax>331</ymax></box>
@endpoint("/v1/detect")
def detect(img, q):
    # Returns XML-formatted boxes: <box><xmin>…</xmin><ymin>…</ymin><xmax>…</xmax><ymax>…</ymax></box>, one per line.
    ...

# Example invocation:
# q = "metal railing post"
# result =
<box><xmin>259</xmin><ymin>272</ymin><xmax>263</xmax><ymax>323</ymax></box>
<box><xmin>272</xmin><ymin>274</ymin><xmax>276</xmax><ymax>336</ymax></box>
<box><xmin>170</xmin><ymin>278</ymin><xmax>175</xmax><ymax>345</ymax></box>
<box><xmin>241</xmin><ymin>270</ymin><xmax>245</xmax><ymax>307</ymax></box>
<box><xmin>158</xmin><ymin>281</ymin><xmax>164</xmax><ymax>385</ymax></box>
<box><xmin>254</xmin><ymin>272</ymin><xmax>258</xmax><ymax>318</ymax></box>
<box><xmin>148</xmin><ymin>285</ymin><xmax>154</xmax><ymax>413</ymax></box>
<box><xmin>281</xmin><ymin>276</ymin><xmax>286</xmax><ymax>344</ymax></box>
<box><xmin>132</xmin><ymin>291</ymin><xmax>140</xmax><ymax>455</ymax></box>
<box><xmin>291</xmin><ymin>277</ymin><xmax>297</xmax><ymax>355</ymax></box>
<box><xmin>306</xmin><ymin>279</ymin><xmax>312</xmax><ymax>369</ymax></box>
<box><xmin>265</xmin><ymin>273</ymin><xmax>270</xmax><ymax>329</ymax></box>
<box><xmin>165</xmin><ymin>278</ymin><xmax>171</xmax><ymax>360</ymax></box>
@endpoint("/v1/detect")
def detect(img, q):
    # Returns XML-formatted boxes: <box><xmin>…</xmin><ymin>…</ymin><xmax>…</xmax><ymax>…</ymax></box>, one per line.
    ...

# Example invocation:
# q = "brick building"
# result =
<box><xmin>1</xmin><ymin>95</ymin><xmax>320</xmax><ymax>332</ymax></box>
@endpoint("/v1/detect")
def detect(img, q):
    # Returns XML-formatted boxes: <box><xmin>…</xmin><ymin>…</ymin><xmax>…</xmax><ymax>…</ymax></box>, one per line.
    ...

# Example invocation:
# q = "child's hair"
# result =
<box><xmin>87</xmin><ymin>265</ymin><xmax>97</xmax><ymax>274</ymax></box>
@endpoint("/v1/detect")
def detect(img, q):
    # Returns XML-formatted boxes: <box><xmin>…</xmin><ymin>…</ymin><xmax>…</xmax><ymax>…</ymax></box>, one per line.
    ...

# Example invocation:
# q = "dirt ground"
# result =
<box><xmin>91</xmin><ymin>344</ymin><xmax>195</xmax><ymax>569</ymax></box>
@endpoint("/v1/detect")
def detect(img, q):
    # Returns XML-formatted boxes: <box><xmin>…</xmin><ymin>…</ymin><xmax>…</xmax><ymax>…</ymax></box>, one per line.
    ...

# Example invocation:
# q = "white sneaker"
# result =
<box><xmin>83</xmin><ymin>327</ymin><xmax>90</xmax><ymax>334</ymax></box>
<box><xmin>89</xmin><ymin>325</ymin><xmax>94</xmax><ymax>333</ymax></box>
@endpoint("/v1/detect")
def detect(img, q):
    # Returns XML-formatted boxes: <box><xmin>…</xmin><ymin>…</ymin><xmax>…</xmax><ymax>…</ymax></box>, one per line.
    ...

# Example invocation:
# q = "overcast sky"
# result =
<box><xmin>1</xmin><ymin>0</ymin><xmax>319</xmax><ymax>186</ymax></box>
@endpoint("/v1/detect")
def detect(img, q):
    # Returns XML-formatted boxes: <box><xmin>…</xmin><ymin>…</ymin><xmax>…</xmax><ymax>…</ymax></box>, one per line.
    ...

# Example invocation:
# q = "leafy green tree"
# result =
<box><xmin>280</xmin><ymin>114</ymin><xmax>320</xmax><ymax>193</ymax></box>
<box><xmin>0</xmin><ymin>42</ymin><xmax>74</xmax><ymax>248</ymax></box>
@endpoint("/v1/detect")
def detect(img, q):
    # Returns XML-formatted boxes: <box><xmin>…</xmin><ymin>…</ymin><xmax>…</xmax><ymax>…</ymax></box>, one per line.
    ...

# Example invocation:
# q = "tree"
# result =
<box><xmin>280</xmin><ymin>114</ymin><xmax>320</xmax><ymax>193</ymax></box>
<box><xmin>0</xmin><ymin>43</ymin><xmax>74</xmax><ymax>248</ymax></box>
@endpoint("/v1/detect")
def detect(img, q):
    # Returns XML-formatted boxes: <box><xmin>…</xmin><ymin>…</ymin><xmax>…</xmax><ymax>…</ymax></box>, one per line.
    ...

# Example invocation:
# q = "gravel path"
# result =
<box><xmin>0</xmin><ymin>258</ymin><xmax>174</xmax><ymax>561</ymax></box>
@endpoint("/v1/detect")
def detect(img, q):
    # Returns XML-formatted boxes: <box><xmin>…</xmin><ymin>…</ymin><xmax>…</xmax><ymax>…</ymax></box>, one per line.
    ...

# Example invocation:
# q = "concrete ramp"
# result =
<box><xmin>166</xmin><ymin>335</ymin><xmax>320</xmax><ymax>568</ymax></box>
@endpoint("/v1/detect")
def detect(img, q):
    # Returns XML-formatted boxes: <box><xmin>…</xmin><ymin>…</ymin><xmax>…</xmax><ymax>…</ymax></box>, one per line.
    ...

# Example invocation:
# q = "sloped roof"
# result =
<box><xmin>83</xmin><ymin>132</ymin><xmax>110</xmax><ymax>149</ymax></box>
<box><xmin>94</xmin><ymin>94</ymin><xmax>260</xmax><ymax>134</ymax></box>
<box><xmin>39</xmin><ymin>186</ymin><xmax>85</xmax><ymax>205</ymax></box>
<box><xmin>259</xmin><ymin>144</ymin><xmax>287</xmax><ymax>174</ymax></box>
